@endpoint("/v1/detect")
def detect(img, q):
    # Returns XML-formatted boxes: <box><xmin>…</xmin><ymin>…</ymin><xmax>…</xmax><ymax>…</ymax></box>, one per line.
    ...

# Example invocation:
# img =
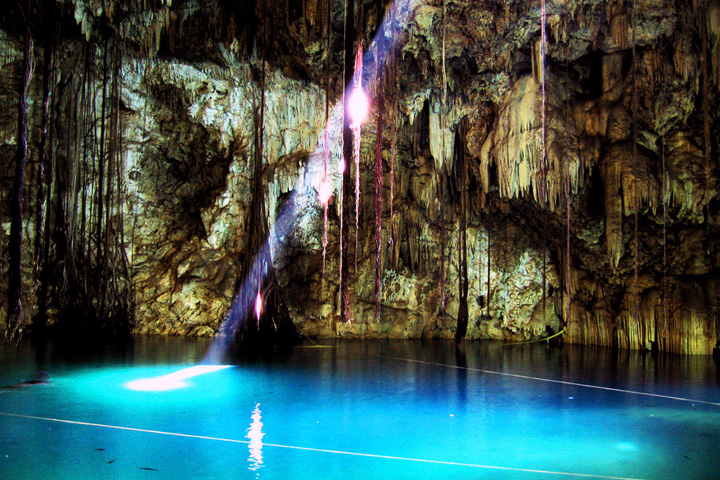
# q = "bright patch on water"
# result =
<box><xmin>125</xmin><ymin>365</ymin><xmax>233</xmax><ymax>391</ymax></box>
<box><xmin>615</xmin><ymin>442</ymin><xmax>638</xmax><ymax>452</ymax></box>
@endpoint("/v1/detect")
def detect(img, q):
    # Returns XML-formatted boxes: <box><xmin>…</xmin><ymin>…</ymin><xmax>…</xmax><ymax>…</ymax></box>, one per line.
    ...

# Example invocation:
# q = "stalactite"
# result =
<box><xmin>610</xmin><ymin>9</ymin><xmax>628</xmax><ymax>49</ymax></box>
<box><xmin>374</xmin><ymin>89</ymin><xmax>383</xmax><ymax>323</ymax></box>
<box><xmin>6</xmin><ymin>22</ymin><xmax>33</xmax><ymax>340</ymax></box>
<box><xmin>479</xmin><ymin>73</ymin><xmax>581</xmax><ymax>213</ymax></box>
<box><xmin>711</xmin><ymin>2</ymin><xmax>720</xmax><ymax>88</ymax></box>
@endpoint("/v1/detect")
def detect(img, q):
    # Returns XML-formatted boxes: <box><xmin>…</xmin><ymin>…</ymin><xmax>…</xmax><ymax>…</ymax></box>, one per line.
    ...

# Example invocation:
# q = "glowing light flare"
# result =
<box><xmin>348</xmin><ymin>86</ymin><xmax>369</xmax><ymax>128</ymax></box>
<box><xmin>125</xmin><ymin>365</ymin><xmax>232</xmax><ymax>391</ymax></box>
<box><xmin>339</xmin><ymin>156</ymin><xmax>346</xmax><ymax>174</ymax></box>
<box><xmin>255</xmin><ymin>290</ymin><xmax>263</xmax><ymax>321</ymax></box>
<box><xmin>318</xmin><ymin>180</ymin><xmax>333</xmax><ymax>206</ymax></box>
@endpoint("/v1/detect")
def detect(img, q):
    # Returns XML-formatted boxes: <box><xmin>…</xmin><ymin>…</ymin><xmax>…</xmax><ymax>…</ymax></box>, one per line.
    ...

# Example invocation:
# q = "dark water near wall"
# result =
<box><xmin>1</xmin><ymin>336</ymin><xmax>719</xmax><ymax>479</ymax></box>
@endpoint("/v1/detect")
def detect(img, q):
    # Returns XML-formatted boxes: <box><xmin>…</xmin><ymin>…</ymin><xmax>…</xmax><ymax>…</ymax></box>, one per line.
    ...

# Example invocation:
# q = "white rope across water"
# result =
<box><xmin>385</xmin><ymin>356</ymin><xmax>720</xmax><ymax>407</ymax></box>
<box><xmin>0</xmin><ymin>411</ymin><xmax>647</xmax><ymax>480</ymax></box>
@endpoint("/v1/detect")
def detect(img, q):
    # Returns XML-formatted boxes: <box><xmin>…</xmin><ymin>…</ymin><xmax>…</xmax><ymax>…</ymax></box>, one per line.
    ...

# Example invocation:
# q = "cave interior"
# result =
<box><xmin>0</xmin><ymin>0</ymin><xmax>719</xmax><ymax>355</ymax></box>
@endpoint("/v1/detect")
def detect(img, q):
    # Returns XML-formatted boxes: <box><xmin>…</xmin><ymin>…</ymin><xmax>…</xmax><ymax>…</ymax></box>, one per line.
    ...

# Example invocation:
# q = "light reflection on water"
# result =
<box><xmin>247</xmin><ymin>403</ymin><xmax>265</xmax><ymax>472</ymax></box>
<box><xmin>0</xmin><ymin>337</ymin><xmax>719</xmax><ymax>480</ymax></box>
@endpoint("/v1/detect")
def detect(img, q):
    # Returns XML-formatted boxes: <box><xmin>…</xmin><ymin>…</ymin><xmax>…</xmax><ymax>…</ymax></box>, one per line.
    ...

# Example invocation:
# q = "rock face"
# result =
<box><xmin>121</xmin><ymin>58</ymin><xmax>327</xmax><ymax>336</ymax></box>
<box><xmin>0</xmin><ymin>0</ymin><xmax>718</xmax><ymax>354</ymax></box>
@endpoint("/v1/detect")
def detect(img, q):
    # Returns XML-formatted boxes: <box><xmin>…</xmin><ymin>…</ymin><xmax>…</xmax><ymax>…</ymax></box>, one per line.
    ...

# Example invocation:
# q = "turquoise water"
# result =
<box><xmin>1</xmin><ymin>337</ymin><xmax>719</xmax><ymax>479</ymax></box>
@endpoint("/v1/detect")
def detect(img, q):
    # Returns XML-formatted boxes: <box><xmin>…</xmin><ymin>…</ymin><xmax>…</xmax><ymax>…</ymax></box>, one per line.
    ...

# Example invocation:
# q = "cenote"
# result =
<box><xmin>1</xmin><ymin>337</ymin><xmax>719</xmax><ymax>480</ymax></box>
<box><xmin>2</xmin><ymin>0</ymin><xmax>720</xmax><ymax>478</ymax></box>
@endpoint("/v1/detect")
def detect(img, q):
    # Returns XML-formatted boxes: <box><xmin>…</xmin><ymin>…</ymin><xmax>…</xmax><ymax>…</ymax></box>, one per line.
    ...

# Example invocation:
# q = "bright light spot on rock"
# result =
<box><xmin>319</xmin><ymin>180</ymin><xmax>333</xmax><ymax>206</ymax></box>
<box><xmin>348</xmin><ymin>86</ymin><xmax>369</xmax><ymax>128</ymax></box>
<box><xmin>125</xmin><ymin>365</ymin><xmax>232</xmax><ymax>391</ymax></box>
<box><xmin>255</xmin><ymin>291</ymin><xmax>263</xmax><ymax>321</ymax></box>
<box><xmin>339</xmin><ymin>156</ymin><xmax>346</xmax><ymax>174</ymax></box>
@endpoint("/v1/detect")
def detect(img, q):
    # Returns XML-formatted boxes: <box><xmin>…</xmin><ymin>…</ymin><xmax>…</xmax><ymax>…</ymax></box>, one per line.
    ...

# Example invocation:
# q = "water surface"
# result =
<box><xmin>1</xmin><ymin>337</ymin><xmax>719</xmax><ymax>479</ymax></box>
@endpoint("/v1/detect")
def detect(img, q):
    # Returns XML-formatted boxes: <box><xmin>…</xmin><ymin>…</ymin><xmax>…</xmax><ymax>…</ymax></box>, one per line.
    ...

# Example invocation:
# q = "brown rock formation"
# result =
<box><xmin>0</xmin><ymin>0</ymin><xmax>718</xmax><ymax>353</ymax></box>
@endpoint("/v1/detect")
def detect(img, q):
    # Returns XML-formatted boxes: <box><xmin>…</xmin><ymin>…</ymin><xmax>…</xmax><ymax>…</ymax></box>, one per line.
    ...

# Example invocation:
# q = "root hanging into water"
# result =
<box><xmin>6</xmin><ymin>23</ymin><xmax>33</xmax><ymax>341</ymax></box>
<box><xmin>321</xmin><ymin>0</ymin><xmax>332</xmax><ymax>280</ymax></box>
<box><xmin>456</xmin><ymin>126</ymin><xmax>469</xmax><ymax>342</ymax></box>
<box><xmin>353</xmin><ymin>40</ymin><xmax>363</xmax><ymax>272</ymax></box>
<box><xmin>339</xmin><ymin>0</ymin><xmax>357</xmax><ymax>325</ymax></box>
<box><xmin>661</xmin><ymin>134</ymin><xmax>667</xmax><ymax>349</ymax></box>
<box><xmin>374</xmin><ymin>92</ymin><xmax>384</xmax><ymax>322</ymax></box>
<box><xmin>563</xmin><ymin>48</ymin><xmax>572</xmax><ymax>330</ymax></box>
<box><xmin>388</xmin><ymin>0</ymin><xmax>397</xmax><ymax>258</ymax></box>
<box><xmin>438</xmin><ymin>0</ymin><xmax>448</xmax><ymax>315</ymax></box>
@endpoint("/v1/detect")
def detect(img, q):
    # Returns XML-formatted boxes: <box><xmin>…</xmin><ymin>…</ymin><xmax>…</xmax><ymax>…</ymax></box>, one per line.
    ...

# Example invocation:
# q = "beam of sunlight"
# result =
<box><xmin>211</xmin><ymin>0</ymin><xmax>425</xmax><ymax>349</ymax></box>
<box><xmin>125</xmin><ymin>365</ymin><xmax>233</xmax><ymax>392</ymax></box>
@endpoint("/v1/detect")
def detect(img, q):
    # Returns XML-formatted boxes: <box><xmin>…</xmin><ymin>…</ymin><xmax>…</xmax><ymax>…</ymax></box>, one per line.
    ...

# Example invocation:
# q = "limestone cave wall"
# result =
<box><xmin>1</xmin><ymin>0</ymin><xmax>719</xmax><ymax>354</ymax></box>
